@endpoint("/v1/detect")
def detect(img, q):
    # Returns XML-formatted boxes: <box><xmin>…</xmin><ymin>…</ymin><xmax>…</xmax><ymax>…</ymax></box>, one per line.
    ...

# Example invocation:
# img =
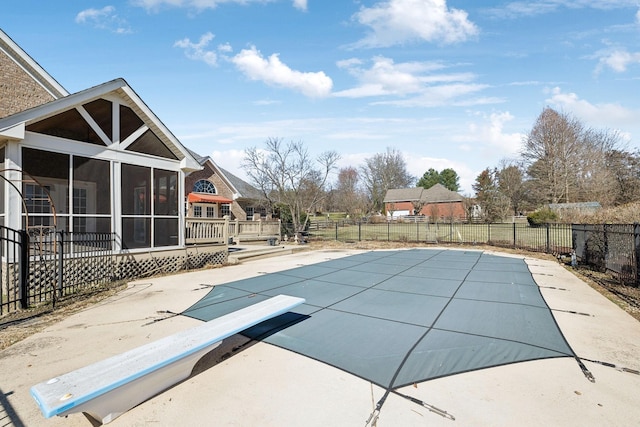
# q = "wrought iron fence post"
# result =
<box><xmin>58</xmin><ymin>231</ymin><xmax>64</xmax><ymax>299</ymax></box>
<box><xmin>635</xmin><ymin>223</ymin><xmax>640</xmax><ymax>286</ymax></box>
<box><xmin>335</xmin><ymin>222</ymin><xmax>338</xmax><ymax>241</ymax></box>
<box><xmin>545</xmin><ymin>224</ymin><xmax>550</xmax><ymax>253</ymax></box>
<box><xmin>358</xmin><ymin>222</ymin><xmax>362</xmax><ymax>241</ymax></box>
<box><xmin>513</xmin><ymin>223</ymin><xmax>516</xmax><ymax>248</ymax></box>
<box><xmin>18</xmin><ymin>230</ymin><xmax>29</xmax><ymax>309</ymax></box>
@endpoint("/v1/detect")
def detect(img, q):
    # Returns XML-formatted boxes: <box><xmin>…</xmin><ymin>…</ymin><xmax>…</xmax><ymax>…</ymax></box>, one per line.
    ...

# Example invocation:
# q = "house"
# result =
<box><xmin>384</xmin><ymin>183</ymin><xmax>466</xmax><ymax>221</ymax></box>
<box><xmin>184</xmin><ymin>150</ymin><xmax>267</xmax><ymax>221</ymax></box>
<box><xmin>0</xmin><ymin>28</ymin><xmax>231</xmax><ymax>279</ymax></box>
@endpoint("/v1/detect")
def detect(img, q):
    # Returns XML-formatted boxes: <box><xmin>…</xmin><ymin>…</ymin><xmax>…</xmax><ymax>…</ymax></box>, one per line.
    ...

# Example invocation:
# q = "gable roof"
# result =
<box><xmin>0</xmin><ymin>29</ymin><xmax>68</xmax><ymax>99</ymax></box>
<box><xmin>0</xmin><ymin>78</ymin><xmax>201</xmax><ymax>172</ymax></box>
<box><xmin>421</xmin><ymin>183</ymin><xmax>464</xmax><ymax>203</ymax></box>
<box><xmin>218</xmin><ymin>166</ymin><xmax>264</xmax><ymax>200</ymax></box>
<box><xmin>384</xmin><ymin>184</ymin><xmax>464</xmax><ymax>204</ymax></box>
<box><xmin>186</xmin><ymin>148</ymin><xmax>263</xmax><ymax>200</ymax></box>
<box><xmin>384</xmin><ymin>187</ymin><xmax>424</xmax><ymax>203</ymax></box>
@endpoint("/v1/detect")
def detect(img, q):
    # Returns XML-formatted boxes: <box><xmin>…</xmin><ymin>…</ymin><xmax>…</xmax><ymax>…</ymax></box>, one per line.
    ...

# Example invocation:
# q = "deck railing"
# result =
<box><xmin>185</xmin><ymin>217</ymin><xmax>281</xmax><ymax>245</ymax></box>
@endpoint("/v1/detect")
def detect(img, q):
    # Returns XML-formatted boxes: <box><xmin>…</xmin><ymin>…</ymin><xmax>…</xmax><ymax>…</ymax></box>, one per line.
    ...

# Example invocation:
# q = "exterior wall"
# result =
<box><xmin>420</xmin><ymin>202</ymin><xmax>466</xmax><ymax>220</ymax></box>
<box><xmin>185</xmin><ymin>162</ymin><xmax>247</xmax><ymax>220</ymax></box>
<box><xmin>0</xmin><ymin>50</ymin><xmax>55</xmax><ymax>119</ymax></box>
<box><xmin>385</xmin><ymin>201</ymin><xmax>466</xmax><ymax>220</ymax></box>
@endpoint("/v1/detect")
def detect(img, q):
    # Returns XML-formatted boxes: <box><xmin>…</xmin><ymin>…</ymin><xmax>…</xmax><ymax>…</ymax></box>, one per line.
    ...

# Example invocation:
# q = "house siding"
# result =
<box><xmin>0</xmin><ymin>50</ymin><xmax>55</xmax><ymax>118</ymax></box>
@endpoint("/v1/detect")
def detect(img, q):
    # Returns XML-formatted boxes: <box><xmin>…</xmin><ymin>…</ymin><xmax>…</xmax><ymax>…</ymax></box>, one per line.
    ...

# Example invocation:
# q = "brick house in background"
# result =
<box><xmin>384</xmin><ymin>183</ymin><xmax>467</xmax><ymax>221</ymax></box>
<box><xmin>185</xmin><ymin>150</ymin><xmax>267</xmax><ymax>221</ymax></box>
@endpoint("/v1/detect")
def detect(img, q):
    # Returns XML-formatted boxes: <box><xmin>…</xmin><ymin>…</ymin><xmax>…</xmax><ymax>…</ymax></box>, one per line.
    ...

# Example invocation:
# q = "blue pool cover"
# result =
<box><xmin>182</xmin><ymin>249</ymin><xmax>575</xmax><ymax>389</ymax></box>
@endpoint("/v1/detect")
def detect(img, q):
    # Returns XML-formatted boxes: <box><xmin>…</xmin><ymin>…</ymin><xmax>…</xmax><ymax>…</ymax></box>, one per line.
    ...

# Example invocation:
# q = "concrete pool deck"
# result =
<box><xmin>1</xmin><ymin>247</ymin><xmax>639</xmax><ymax>426</ymax></box>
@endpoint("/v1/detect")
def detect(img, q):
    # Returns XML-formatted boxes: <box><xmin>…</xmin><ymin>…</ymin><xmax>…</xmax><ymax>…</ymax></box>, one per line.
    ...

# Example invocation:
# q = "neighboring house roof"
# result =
<box><xmin>0</xmin><ymin>28</ymin><xmax>68</xmax><ymax>99</ymax></box>
<box><xmin>0</xmin><ymin>78</ymin><xmax>201</xmax><ymax>172</ymax></box>
<box><xmin>218</xmin><ymin>166</ymin><xmax>264</xmax><ymax>200</ymax></box>
<box><xmin>186</xmin><ymin>148</ymin><xmax>263</xmax><ymax>201</ymax></box>
<box><xmin>422</xmin><ymin>183</ymin><xmax>464</xmax><ymax>203</ymax></box>
<box><xmin>384</xmin><ymin>184</ymin><xmax>464</xmax><ymax>204</ymax></box>
<box><xmin>384</xmin><ymin>187</ymin><xmax>424</xmax><ymax>203</ymax></box>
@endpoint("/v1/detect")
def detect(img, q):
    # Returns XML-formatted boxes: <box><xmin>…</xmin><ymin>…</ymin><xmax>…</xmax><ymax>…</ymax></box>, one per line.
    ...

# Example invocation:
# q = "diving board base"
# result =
<box><xmin>30</xmin><ymin>295</ymin><xmax>305</xmax><ymax>425</ymax></box>
<box><xmin>79</xmin><ymin>341</ymin><xmax>221</xmax><ymax>425</ymax></box>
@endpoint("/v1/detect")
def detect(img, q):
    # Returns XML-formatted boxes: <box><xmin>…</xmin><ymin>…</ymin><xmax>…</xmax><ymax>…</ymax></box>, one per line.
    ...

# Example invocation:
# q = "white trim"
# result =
<box><xmin>120</xmin><ymin>125</ymin><xmax>148</xmax><ymax>150</ymax></box>
<box><xmin>0</xmin><ymin>122</ymin><xmax>25</xmax><ymax>141</ymax></box>
<box><xmin>76</xmin><ymin>106</ymin><xmax>111</xmax><ymax>146</ymax></box>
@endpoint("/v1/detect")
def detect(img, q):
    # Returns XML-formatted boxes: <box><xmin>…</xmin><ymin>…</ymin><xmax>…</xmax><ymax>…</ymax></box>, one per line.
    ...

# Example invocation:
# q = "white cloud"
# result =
<box><xmin>293</xmin><ymin>0</ymin><xmax>307</xmax><ymax>11</ymax></box>
<box><xmin>333</xmin><ymin>56</ymin><xmax>495</xmax><ymax>107</ymax></box>
<box><xmin>352</xmin><ymin>0</ymin><xmax>478</xmax><ymax>48</ymax></box>
<box><xmin>468</xmin><ymin>111</ymin><xmax>524</xmax><ymax>156</ymax></box>
<box><xmin>595</xmin><ymin>48</ymin><xmax>640</xmax><ymax>73</ymax></box>
<box><xmin>488</xmin><ymin>1</ymin><xmax>639</xmax><ymax>19</ymax></box>
<box><xmin>75</xmin><ymin>6</ymin><xmax>132</xmax><ymax>34</ymax></box>
<box><xmin>229</xmin><ymin>46</ymin><xmax>333</xmax><ymax>98</ymax></box>
<box><xmin>545</xmin><ymin>87</ymin><xmax>639</xmax><ymax>129</ymax></box>
<box><xmin>174</xmin><ymin>32</ymin><xmax>219</xmax><ymax>66</ymax></box>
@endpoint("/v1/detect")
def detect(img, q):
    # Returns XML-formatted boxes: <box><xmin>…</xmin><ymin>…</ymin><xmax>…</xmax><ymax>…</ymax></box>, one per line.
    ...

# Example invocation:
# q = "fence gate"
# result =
<box><xmin>0</xmin><ymin>225</ymin><xmax>29</xmax><ymax>315</ymax></box>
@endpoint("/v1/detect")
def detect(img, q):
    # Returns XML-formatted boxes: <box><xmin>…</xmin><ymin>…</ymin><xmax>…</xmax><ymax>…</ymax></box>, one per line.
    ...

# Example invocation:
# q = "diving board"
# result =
<box><xmin>30</xmin><ymin>294</ymin><xmax>305</xmax><ymax>425</ymax></box>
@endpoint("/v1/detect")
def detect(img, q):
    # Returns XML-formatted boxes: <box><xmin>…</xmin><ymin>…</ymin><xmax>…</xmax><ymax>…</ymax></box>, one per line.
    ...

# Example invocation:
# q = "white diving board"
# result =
<box><xmin>30</xmin><ymin>294</ymin><xmax>305</xmax><ymax>425</ymax></box>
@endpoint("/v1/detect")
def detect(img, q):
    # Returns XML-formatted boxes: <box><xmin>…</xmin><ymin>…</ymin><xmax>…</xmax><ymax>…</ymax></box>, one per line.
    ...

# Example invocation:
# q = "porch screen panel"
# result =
<box><xmin>154</xmin><ymin>218</ymin><xmax>178</xmax><ymax>247</ymax></box>
<box><xmin>121</xmin><ymin>164</ymin><xmax>151</xmax><ymax>249</ymax></box>
<box><xmin>153</xmin><ymin>169</ymin><xmax>178</xmax><ymax>247</ymax></box>
<box><xmin>73</xmin><ymin>156</ymin><xmax>111</xmax><ymax>233</ymax></box>
<box><xmin>22</xmin><ymin>147</ymin><xmax>69</xmax><ymax>230</ymax></box>
<box><xmin>154</xmin><ymin>169</ymin><xmax>178</xmax><ymax>216</ymax></box>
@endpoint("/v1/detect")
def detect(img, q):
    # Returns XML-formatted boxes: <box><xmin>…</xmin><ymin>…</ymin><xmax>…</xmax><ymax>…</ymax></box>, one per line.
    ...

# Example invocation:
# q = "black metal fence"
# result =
<box><xmin>1</xmin><ymin>229</ymin><xmax>115</xmax><ymax>315</ymax></box>
<box><xmin>302</xmin><ymin>220</ymin><xmax>639</xmax><ymax>286</ymax></box>
<box><xmin>573</xmin><ymin>224</ymin><xmax>639</xmax><ymax>286</ymax></box>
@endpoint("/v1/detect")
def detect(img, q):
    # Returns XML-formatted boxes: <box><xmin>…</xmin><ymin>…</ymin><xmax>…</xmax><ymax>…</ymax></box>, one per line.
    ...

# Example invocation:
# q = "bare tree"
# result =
<box><xmin>360</xmin><ymin>148</ymin><xmax>415</xmax><ymax>214</ymax></box>
<box><xmin>243</xmin><ymin>138</ymin><xmax>339</xmax><ymax>236</ymax></box>
<box><xmin>333</xmin><ymin>167</ymin><xmax>367</xmax><ymax>217</ymax></box>
<box><xmin>522</xmin><ymin>108</ymin><xmax>583</xmax><ymax>204</ymax></box>
<box><xmin>522</xmin><ymin>107</ymin><xmax>627</xmax><ymax>207</ymax></box>
<box><xmin>496</xmin><ymin>161</ymin><xmax>526</xmax><ymax>215</ymax></box>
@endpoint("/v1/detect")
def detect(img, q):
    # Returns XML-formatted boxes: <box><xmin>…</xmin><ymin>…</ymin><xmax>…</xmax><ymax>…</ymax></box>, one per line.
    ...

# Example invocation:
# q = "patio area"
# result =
<box><xmin>1</xmin><ymin>246</ymin><xmax>639</xmax><ymax>426</ymax></box>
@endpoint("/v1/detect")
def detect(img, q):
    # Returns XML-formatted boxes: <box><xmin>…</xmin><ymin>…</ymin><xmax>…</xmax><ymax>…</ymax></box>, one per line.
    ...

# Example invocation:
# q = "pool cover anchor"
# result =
<box><xmin>575</xmin><ymin>357</ymin><xmax>596</xmax><ymax>383</ymax></box>
<box><xmin>393</xmin><ymin>390</ymin><xmax>456</xmax><ymax>421</ymax></box>
<box><xmin>365</xmin><ymin>389</ymin><xmax>455</xmax><ymax>426</ymax></box>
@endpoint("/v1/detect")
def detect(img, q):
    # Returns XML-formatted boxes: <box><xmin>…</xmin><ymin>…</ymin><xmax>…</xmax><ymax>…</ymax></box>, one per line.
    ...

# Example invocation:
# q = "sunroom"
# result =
<box><xmin>0</xmin><ymin>78</ymin><xmax>202</xmax><ymax>252</ymax></box>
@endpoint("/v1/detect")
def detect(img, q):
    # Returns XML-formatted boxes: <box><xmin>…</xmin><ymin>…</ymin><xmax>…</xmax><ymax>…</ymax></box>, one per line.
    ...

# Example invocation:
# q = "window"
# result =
<box><xmin>193</xmin><ymin>180</ymin><xmax>216</xmax><ymax>194</ymax></box>
<box><xmin>206</xmin><ymin>206</ymin><xmax>216</xmax><ymax>218</ymax></box>
<box><xmin>193</xmin><ymin>206</ymin><xmax>202</xmax><ymax>218</ymax></box>
<box><xmin>221</xmin><ymin>204</ymin><xmax>230</xmax><ymax>217</ymax></box>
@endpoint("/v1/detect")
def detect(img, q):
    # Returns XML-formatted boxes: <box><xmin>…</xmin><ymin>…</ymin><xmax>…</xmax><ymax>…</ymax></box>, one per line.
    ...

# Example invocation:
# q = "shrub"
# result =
<box><xmin>527</xmin><ymin>208</ymin><xmax>559</xmax><ymax>226</ymax></box>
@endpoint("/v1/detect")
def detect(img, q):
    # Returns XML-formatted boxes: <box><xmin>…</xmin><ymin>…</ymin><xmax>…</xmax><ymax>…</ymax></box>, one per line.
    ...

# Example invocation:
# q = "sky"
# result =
<box><xmin>2</xmin><ymin>1</ymin><xmax>640</xmax><ymax>194</ymax></box>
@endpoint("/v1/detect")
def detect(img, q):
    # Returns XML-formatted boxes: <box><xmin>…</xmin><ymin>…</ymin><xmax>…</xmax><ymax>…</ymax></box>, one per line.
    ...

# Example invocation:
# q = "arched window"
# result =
<box><xmin>193</xmin><ymin>180</ymin><xmax>216</xmax><ymax>194</ymax></box>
